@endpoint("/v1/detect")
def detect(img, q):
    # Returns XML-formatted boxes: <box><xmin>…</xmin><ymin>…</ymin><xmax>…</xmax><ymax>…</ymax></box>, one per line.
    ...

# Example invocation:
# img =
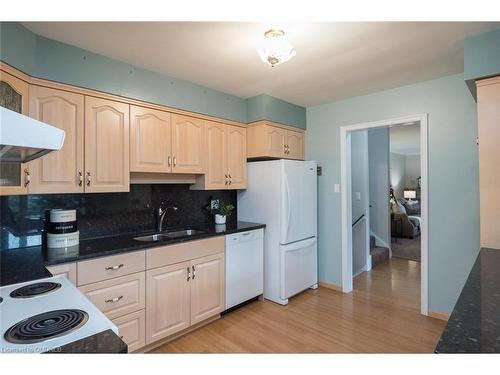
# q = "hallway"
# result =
<box><xmin>150</xmin><ymin>258</ymin><xmax>445</xmax><ymax>353</ymax></box>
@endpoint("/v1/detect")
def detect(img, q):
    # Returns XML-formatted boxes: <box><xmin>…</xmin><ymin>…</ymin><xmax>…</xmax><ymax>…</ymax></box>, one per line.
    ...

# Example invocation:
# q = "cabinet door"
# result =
<box><xmin>477</xmin><ymin>78</ymin><xmax>500</xmax><ymax>249</ymax></box>
<box><xmin>190</xmin><ymin>253</ymin><xmax>224</xmax><ymax>325</ymax></box>
<box><xmin>28</xmin><ymin>86</ymin><xmax>84</xmax><ymax>193</ymax></box>
<box><xmin>84</xmin><ymin>97</ymin><xmax>130</xmax><ymax>193</ymax></box>
<box><xmin>171</xmin><ymin>114</ymin><xmax>204</xmax><ymax>174</ymax></box>
<box><xmin>130</xmin><ymin>106</ymin><xmax>172</xmax><ymax>173</ymax></box>
<box><xmin>227</xmin><ymin>125</ymin><xmax>247</xmax><ymax>189</ymax></box>
<box><xmin>204</xmin><ymin>121</ymin><xmax>227</xmax><ymax>189</ymax></box>
<box><xmin>264</xmin><ymin>125</ymin><xmax>286</xmax><ymax>158</ymax></box>
<box><xmin>286</xmin><ymin>131</ymin><xmax>305</xmax><ymax>160</ymax></box>
<box><xmin>0</xmin><ymin>70</ymin><xmax>29</xmax><ymax>195</ymax></box>
<box><xmin>112</xmin><ymin>310</ymin><xmax>145</xmax><ymax>353</ymax></box>
<box><xmin>145</xmin><ymin>262</ymin><xmax>191</xmax><ymax>344</ymax></box>
<box><xmin>46</xmin><ymin>262</ymin><xmax>77</xmax><ymax>285</ymax></box>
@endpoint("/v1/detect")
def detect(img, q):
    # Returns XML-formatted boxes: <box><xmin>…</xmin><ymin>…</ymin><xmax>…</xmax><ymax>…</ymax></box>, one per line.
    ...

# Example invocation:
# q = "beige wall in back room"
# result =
<box><xmin>390</xmin><ymin>152</ymin><xmax>406</xmax><ymax>199</ymax></box>
<box><xmin>405</xmin><ymin>155</ymin><xmax>421</xmax><ymax>190</ymax></box>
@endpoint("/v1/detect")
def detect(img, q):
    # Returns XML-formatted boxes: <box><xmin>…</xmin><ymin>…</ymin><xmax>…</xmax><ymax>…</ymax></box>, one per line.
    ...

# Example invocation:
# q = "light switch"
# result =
<box><xmin>355</xmin><ymin>192</ymin><xmax>362</xmax><ymax>201</ymax></box>
<box><xmin>334</xmin><ymin>184</ymin><xmax>340</xmax><ymax>193</ymax></box>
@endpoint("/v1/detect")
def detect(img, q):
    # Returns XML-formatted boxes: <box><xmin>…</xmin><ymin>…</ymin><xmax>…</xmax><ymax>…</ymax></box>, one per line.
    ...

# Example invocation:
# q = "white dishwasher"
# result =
<box><xmin>225</xmin><ymin>228</ymin><xmax>264</xmax><ymax>310</ymax></box>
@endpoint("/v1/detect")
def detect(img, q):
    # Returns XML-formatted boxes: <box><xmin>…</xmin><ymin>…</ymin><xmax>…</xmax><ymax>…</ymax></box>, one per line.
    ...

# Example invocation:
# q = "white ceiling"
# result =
<box><xmin>390</xmin><ymin>123</ymin><xmax>420</xmax><ymax>155</ymax></box>
<box><xmin>22</xmin><ymin>22</ymin><xmax>500</xmax><ymax>107</ymax></box>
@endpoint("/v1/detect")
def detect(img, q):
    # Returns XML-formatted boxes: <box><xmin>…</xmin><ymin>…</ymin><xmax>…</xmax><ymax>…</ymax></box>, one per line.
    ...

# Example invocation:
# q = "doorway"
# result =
<box><xmin>340</xmin><ymin>114</ymin><xmax>429</xmax><ymax>315</ymax></box>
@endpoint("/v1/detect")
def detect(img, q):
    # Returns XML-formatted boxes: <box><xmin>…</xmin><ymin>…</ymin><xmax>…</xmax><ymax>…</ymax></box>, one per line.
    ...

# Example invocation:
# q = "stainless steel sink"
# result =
<box><xmin>133</xmin><ymin>229</ymin><xmax>206</xmax><ymax>242</ymax></box>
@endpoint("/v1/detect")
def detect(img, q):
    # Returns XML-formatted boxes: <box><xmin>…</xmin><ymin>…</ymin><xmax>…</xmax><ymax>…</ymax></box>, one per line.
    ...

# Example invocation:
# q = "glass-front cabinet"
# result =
<box><xmin>0</xmin><ymin>69</ymin><xmax>29</xmax><ymax>195</ymax></box>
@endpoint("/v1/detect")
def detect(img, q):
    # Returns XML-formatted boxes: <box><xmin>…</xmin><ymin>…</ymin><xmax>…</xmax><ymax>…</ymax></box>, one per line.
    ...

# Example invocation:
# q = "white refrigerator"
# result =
<box><xmin>237</xmin><ymin>159</ymin><xmax>318</xmax><ymax>305</ymax></box>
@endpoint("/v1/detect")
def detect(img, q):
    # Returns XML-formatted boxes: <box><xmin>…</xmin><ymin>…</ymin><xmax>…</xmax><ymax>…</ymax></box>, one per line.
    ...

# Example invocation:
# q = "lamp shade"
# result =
<box><xmin>404</xmin><ymin>190</ymin><xmax>416</xmax><ymax>199</ymax></box>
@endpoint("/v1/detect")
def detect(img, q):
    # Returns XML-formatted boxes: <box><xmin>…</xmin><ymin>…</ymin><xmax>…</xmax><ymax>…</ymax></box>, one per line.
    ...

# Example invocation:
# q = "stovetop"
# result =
<box><xmin>0</xmin><ymin>275</ymin><xmax>117</xmax><ymax>353</ymax></box>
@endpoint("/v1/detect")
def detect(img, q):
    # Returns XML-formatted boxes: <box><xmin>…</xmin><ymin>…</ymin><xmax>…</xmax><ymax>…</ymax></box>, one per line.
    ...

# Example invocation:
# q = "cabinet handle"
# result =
<box><xmin>192</xmin><ymin>265</ymin><xmax>196</xmax><ymax>280</ymax></box>
<box><xmin>187</xmin><ymin>266</ymin><xmax>191</xmax><ymax>281</ymax></box>
<box><xmin>105</xmin><ymin>295</ymin><xmax>123</xmax><ymax>303</ymax></box>
<box><xmin>168</xmin><ymin>156</ymin><xmax>172</xmax><ymax>167</ymax></box>
<box><xmin>86</xmin><ymin>172</ymin><xmax>91</xmax><ymax>186</ymax></box>
<box><xmin>78</xmin><ymin>171</ymin><xmax>83</xmax><ymax>186</ymax></box>
<box><xmin>105</xmin><ymin>264</ymin><xmax>124</xmax><ymax>271</ymax></box>
<box><xmin>173</xmin><ymin>156</ymin><xmax>177</xmax><ymax>167</ymax></box>
<box><xmin>24</xmin><ymin>169</ymin><xmax>30</xmax><ymax>187</ymax></box>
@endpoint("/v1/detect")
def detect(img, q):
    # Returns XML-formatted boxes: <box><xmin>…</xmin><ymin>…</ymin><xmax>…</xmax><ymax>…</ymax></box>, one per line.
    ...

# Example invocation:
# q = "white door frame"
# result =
<box><xmin>340</xmin><ymin>113</ymin><xmax>429</xmax><ymax>315</ymax></box>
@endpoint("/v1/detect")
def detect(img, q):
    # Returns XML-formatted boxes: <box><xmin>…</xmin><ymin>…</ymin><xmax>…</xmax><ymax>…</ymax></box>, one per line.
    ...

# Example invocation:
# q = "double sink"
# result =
<box><xmin>133</xmin><ymin>229</ymin><xmax>207</xmax><ymax>242</ymax></box>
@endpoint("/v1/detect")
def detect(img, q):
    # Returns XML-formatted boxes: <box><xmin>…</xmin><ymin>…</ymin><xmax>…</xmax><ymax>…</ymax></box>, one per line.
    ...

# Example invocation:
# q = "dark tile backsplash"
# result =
<box><xmin>0</xmin><ymin>184</ymin><xmax>236</xmax><ymax>250</ymax></box>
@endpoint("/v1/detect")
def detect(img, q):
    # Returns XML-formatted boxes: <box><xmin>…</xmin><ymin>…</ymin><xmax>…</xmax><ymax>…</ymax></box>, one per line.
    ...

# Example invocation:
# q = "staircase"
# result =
<box><xmin>370</xmin><ymin>235</ymin><xmax>390</xmax><ymax>268</ymax></box>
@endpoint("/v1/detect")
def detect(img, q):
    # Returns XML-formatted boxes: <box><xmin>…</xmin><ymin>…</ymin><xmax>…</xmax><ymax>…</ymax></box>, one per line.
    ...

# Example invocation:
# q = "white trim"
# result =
<box><xmin>340</xmin><ymin>114</ymin><xmax>429</xmax><ymax>316</ymax></box>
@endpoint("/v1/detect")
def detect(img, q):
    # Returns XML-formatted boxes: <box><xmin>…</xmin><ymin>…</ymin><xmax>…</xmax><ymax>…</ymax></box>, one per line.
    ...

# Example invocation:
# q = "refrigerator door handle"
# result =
<box><xmin>281</xmin><ymin>237</ymin><xmax>317</xmax><ymax>252</ymax></box>
<box><xmin>284</xmin><ymin>172</ymin><xmax>292</xmax><ymax>242</ymax></box>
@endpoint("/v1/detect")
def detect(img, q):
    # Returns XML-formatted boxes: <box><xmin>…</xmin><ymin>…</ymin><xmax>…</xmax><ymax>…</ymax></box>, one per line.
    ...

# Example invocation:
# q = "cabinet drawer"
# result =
<box><xmin>146</xmin><ymin>236</ymin><xmax>224</xmax><ymax>270</ymax></box>
<box><xmin>77</xmin><ymin>250</ymin><xmax>145</xmax><ymax>286</ymax></box>
<box><xmin>79</xmin><ymin>272</ymin><xmax>145</xmax><ymax>319</ymax></box>
<box><xmin>112</xmin><ymin>310</ymin><xmax>145</xmax><ymax>353</ymax></box>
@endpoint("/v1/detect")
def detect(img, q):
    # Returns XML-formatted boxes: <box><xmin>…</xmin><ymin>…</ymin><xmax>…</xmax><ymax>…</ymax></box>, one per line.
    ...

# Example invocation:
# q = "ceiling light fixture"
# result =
<box><xmin>257</xmin><ymin>29</ymin><xmax>296</xmax><ymax>67</ymax></box>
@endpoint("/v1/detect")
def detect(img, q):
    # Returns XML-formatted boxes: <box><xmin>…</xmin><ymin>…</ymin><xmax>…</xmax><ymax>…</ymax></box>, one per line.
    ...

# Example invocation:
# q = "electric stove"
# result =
<box><xmin>0</xmin><ymin>275</ymin><xmax>118</xmax><ymax>353</ymax></box>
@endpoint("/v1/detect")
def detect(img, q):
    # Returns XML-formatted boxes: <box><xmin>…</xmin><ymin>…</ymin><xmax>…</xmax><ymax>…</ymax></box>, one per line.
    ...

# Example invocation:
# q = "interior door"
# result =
<box><xmin>28</xmin><ymin>86</ymin><xmax>85</xmax><ymax>193</ymax></box>
<box><xmin>280</xmin><ymin>237</ymin><xmax>318</xmax><ymax>300</ymax></box>
<box><xmin>280</xmin><ymin>160</ymin><xmax>318</xmax><ymax>244</ymax></box>
<box><xmin>226</xmin><ymin>125</ymin><xmax>247</xmax><ymax>189</ymax></box>
<box><xmin>84</xmin><ymin>96</ymin><xmax>129</xmax><ymax>193</ymax></box>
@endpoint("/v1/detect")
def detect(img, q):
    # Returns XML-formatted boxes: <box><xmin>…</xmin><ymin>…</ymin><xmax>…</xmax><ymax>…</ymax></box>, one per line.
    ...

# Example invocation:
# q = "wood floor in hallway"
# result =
<box><xmin>149</xmin><ymin>258</ymin><xmax>445</xmax><ymax>353</ymax></box>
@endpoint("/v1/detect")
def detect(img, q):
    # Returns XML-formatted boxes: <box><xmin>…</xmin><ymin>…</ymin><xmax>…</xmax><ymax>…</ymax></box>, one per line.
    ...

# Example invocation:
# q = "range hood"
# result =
<box><xmin>0</xmin><ymin>106</ymin><xmax>65</xmax><ymax>163</ymax></box>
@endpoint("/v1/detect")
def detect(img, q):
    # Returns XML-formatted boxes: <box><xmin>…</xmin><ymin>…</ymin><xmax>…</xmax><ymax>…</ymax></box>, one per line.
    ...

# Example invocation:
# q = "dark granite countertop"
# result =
<box><xmin>0</xmin><ymin>221</ymin><xmax>265</xmax><ymax>286</ymax></box>
<box><xmin>435</xmin><ymin>248</ymin><xmax>500</xmax><ymax>353</ymax></box>
<box><xmin>45</xmin><ymin>330</ymin><xmax>127</xmax><ymax>354</ymax></box>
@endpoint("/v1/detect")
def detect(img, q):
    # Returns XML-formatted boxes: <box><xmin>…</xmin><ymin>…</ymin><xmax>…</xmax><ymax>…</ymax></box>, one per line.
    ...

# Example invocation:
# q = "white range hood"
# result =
<box><xmin>0</xmin><ymin>106</ymin><xmax>65</xmax><ymax>163</ymax></box>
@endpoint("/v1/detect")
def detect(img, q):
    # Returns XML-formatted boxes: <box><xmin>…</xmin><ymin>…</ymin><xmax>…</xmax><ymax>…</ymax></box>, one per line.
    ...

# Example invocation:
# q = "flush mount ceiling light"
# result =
<box><xmin>257</xmin><ymin>29</ymin><xmax>296</xmax><ymax>67</ymax></box>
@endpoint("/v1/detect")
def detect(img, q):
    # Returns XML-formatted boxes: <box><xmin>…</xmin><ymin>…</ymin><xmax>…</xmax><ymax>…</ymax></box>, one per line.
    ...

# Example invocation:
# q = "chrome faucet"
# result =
<box><xmin>157</xmin><ymin>206</ymin><xmax>178</xmax><ymax>232</ymax></box>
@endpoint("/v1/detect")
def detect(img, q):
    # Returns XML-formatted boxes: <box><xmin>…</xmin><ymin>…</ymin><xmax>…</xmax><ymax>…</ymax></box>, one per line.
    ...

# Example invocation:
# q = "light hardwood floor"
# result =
<box><xmin>149</xmin><ymin>258</ymin><xmax>445</xmax><ymax>353</ymax></box>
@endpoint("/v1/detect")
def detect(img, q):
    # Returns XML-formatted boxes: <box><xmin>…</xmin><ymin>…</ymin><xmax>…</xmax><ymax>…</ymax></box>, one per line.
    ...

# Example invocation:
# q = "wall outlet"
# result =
<box><xmin>210</xmin><ymin>199</ymin><xmax>219</xmax><ymax>210</ymax></box>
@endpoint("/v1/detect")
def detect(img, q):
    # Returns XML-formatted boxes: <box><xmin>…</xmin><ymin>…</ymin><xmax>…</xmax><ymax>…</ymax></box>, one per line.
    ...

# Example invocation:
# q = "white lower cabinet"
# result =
<box><xmin>112</xmin><ymin>310</ymin><xmax>146</xmax><ymax>353</ymax></box>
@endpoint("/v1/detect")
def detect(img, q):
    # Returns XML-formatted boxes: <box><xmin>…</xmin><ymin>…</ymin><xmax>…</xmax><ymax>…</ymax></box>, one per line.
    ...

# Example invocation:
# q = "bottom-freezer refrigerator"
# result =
<box><xmin>238</xmin><ymin>159</ymin><xmax>318</xmax><ymax>305</ymax></box>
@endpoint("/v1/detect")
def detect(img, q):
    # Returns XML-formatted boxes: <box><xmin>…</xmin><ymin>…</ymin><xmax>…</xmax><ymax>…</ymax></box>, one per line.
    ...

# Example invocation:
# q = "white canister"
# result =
<box><xmin>50</xmin><ymin>209</ymin><xmax>77</xmax><ymax>223</ymax></box>
<box><xmin>47</xmin><ymin>231</ymin><xmax>80</xmax><ymax>249</ymax></box>
<box><xmin>215</xmin><ymin>214</ymin><xmax>227</xmax><ymax>225</ymax></box>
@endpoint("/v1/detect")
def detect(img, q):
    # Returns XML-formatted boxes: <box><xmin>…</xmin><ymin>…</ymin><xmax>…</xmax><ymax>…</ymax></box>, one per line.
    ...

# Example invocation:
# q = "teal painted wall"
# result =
<box><xmin>0</xmin><ymin>22</ymin><xmax>306</xmax><ymax>128</ymax></box>
<box><xmin>307</xmin><ymin>74</ymin><xmax>479</xmax><ymax>314</ymax></box>
<box><xmin>464</xmin><ymin>28</ymin><xmax>500</xmax><ymax>98</ymax></box>
<box><xmin>247</xmin><ymin>94</ymin><xmax>306</xmax><ymax>129</ymax></box>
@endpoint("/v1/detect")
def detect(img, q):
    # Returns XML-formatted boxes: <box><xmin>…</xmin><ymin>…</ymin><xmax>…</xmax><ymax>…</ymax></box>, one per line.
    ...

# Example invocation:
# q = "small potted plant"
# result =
<box><xmin>206</xmin><ymin>200</ymin><xmax>235</xmax><ymax>225</ymax></box>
